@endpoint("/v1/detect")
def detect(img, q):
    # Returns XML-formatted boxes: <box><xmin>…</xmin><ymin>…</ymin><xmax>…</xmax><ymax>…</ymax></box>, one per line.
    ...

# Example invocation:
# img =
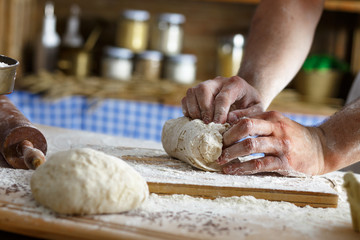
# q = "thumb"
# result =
<box><xmin>227</xmin><ymin>110</ymin><xmax>249</xmax><ymax>124</ymax></box>
<box><xmin>227</xmin><ymin>105</ymin><xmax>264</xmax><ymax>124</ymax></box>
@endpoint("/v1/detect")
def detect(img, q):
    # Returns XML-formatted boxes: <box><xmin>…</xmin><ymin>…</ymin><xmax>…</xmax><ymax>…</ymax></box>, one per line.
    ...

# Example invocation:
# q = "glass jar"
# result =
<box><xmin>216</xmin><ymin>34</ymin><xmax>244</xmax><ymax>77</ymax></box>
<box><xmin>101</xmin><ymin>46</ymin><xmax>134</xmax><ymax>81</ymax></box>
<box><xmin>116</xmin><ymin>10</ymin><xmax>150</xmax><ymax>53</ymax></box>
<box><xmin>164</xmin><ymin>54</ymin><xmax>197</xmax><ymax>84</ymax></box>
<box><xmin>150</xmin><ymin>13</ymin><xmax>185</xmax><ymax>55</ymax></box>
<box><xmin>133</xmin><ymin>50</ymin><xmax>163</xmax><ymax>82</ymax></box>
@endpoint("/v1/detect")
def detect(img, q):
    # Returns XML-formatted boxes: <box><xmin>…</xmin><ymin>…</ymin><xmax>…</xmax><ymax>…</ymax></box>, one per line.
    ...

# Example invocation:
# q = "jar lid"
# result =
<box><xmin>122</xmin><ymin>9</ymin><xmax>150</xmax><ymax>21</ymax></box>
<box><xmin>158</xmin><ymin>13</ymin><xmax>185</xmax><ymax>24</ymax></box>
<box><xmin>138</xmin><ymin>50</ymin><xmax>163</xmax><ymax>61</ymax></box>
<box><xmin>167</xmin><ymin>54</ymin><xmax>197</xmax><ymax>63</ymax></box>
<box><xmin>103</xmin><ymin>46</ymin><xmax>134</xmax><ymax>59</ymax></box>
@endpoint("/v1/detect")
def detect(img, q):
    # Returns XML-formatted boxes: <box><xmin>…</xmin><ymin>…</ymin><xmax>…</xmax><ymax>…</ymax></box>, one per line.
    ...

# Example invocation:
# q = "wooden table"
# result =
<box><xmin>0</xmin><ymin>125</ymin><xmax>358</xmax><ymax>240</ymax></box>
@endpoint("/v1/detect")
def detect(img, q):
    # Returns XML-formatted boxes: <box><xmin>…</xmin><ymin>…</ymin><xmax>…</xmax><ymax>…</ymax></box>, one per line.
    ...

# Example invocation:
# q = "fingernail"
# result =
<box><xmin>203</xmin><ymin>115</ymin><xmax>210</xmax><ymax>124</ymax></box>
<box><xmin>216</xmin><ymin>156</ymin><xmax>226</xmax><ymax>165</ymax></box>
<box><xmin>214</xmin><ymin>114</ymin><xmax>222</xmax><ymax>124</ymax></box>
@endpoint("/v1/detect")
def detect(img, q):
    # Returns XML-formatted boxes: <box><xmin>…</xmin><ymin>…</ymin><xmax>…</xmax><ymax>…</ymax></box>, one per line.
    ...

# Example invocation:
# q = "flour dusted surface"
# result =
<box><xmin>0</xmin><ymin>125</ymin><xmax>357</xmax><ymax>239</ymax></box>
<box><xmin>0</xmin><ymin>167</ymin><xmax>357</xmax><ymax>239</ymax></box>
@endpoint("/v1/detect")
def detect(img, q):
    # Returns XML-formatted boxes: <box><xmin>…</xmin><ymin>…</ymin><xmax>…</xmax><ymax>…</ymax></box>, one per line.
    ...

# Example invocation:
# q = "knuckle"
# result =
<box><xmin>241</xmin><ymin>118</ymin><xmax>254</xmax><ymax>132</ymax></box>
<box><xmin>186</xmin><ymin>87</ymin><xmax>194</xmax><ymax>96</ymax></box>
<box><xmin>227</xmin><ymin>76</ymin><xmax>244</xmax><ymax>88</ymax></box>
<box><xmin>280</xmin><ymin>138</ymin><xmax>291</xmax><ymax>152</ymax></box>
<box><xmin>215</xmin><ymin>92</ymin><xmax>230</xmax><ymax>104</ymax></box>
<box><xmin>196</xmin><ymin>82</ymin><xmax>209</xmax><ymax>93</ymax></box>
<box><xmin>243</xmin><ymin>138</ymin><xmax>257</xmax><ymax>152</ymax></box>
<box><xmin>267</xmin><ymin>111</ymin><xmax>283</xmax><ymax>119</ymax></box>
<box><xmin>253</xmin><ymin>159</ymin><xmax>263</xmax><ymax>171</ymax></box>
<box><xmin>228</xmin><ymin>76</ymin><xmax>242</xmax><ymax>84</ymax></box>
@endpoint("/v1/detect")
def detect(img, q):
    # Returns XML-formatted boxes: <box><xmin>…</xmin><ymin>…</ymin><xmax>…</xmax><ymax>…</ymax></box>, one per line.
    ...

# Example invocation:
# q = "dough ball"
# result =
<box><xmin>30</xmin><ymin>148</ymin><xmax>149</xmax><ymax>215</ymax></box>
<box><xmin>162</xmin><ymin>117</ymin><xmax>230</xmax><ymax>171</ymax></box>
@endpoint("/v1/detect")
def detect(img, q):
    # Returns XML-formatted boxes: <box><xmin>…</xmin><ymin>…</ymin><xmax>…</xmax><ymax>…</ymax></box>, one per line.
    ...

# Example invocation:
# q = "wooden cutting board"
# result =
<box><xmin>0</xmin><ymin>145</ymin><xmax>339</xmax><ymax>239</ymax></box>
<box><xmin>89</xmin><ymin>145</ymin><xmax>338</xmax><ymax>208</ymax></box>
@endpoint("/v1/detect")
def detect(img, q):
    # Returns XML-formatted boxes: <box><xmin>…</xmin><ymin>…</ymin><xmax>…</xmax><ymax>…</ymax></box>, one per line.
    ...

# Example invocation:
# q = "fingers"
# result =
<box><xmin>213</xmin><ymin>76</ymin><xmax>247</xmax><ymax>123</ymax></box>
<box><xmin>181</xmin><ymin>97</ymin><xmax>189</xmax><ymax>117</ymax></box>
<box><xmin>222</xmin><ymin>156</ymin><xmax>290</xmax><ymax>175</ymax></box>
<box><xmin>181</xmin><ymin>78</ymin><xmax>223</xmax><ymax>123</ymax></box>
<box><xmin>181</xmin><ymin>76</ymin><xmax>262</xmax><ymax>124</ymax></box>
<box><xmin>195</xmin><ymin>83</ymin><xmax>215</xmax><ymax>124</ymax></box>
<box><xmin>218</xmin><ymin>136</ymin><xmax>280</xmax><ymax>165</ymax></box>
<box><xmin>185</xmin><ymin>88</ymin><xmax>201</xmax><ymax>119</ymax></box>
<box><xmin>223</xmin><ymin>118</ymin><xmax>274</xmax><ymax>147</ymax></box>
<box><xmin>251</xmin><ymin>111</ymin><xmax>286</xmax><ymax>122</ymax></box>
<box><xmin>227</xmin><ymin>104</ymin><xmax>264</xmax><ymax>124</ymax></box>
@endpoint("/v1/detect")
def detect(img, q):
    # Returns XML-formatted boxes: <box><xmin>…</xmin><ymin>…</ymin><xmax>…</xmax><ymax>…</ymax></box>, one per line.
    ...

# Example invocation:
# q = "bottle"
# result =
<box><xmin>150</xmin><ymin>13</ymin><xmax>185</xmax><ymax>55</ymax></box>
<box><xmin>116</xmin><ymin>10</ymin><xmax>150</xmax><ymax>53</ymax></box>
<box><xmin>34</xmin><ymin>2</ymin><xmax>61</xmax><ymax>73</ymax></box>
<box><xmin>216</xmin><ymin>34</ymin><xmax>244</xmax><ymax>77</ymax></box>
<box><xmin>62</xmin><ymin>4</ymin><xmax>83</xmax><ymax>48</ymax></box>
<box><xmin>58</xmin><ymin>4</ymin><xmax>87</xmax><ymax>77</ymax></box>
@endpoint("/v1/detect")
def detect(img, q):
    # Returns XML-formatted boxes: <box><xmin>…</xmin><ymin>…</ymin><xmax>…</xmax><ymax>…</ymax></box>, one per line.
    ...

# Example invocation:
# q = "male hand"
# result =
<box><xmin>217</xmin><ymin>111</ymin><xmax>325</xmax><ymax>176</ymax></box>
<box><xmin>181</xmin><ymin>76</ymin><xmax>263</xmax><ymax>124</ymax></box>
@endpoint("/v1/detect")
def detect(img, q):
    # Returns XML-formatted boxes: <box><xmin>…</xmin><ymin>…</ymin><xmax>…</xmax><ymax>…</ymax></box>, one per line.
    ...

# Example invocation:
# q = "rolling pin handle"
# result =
<box><xmin>20</xmin><ymin>140</ymin><xmax>46</xmax><ymax>170</ymax></box>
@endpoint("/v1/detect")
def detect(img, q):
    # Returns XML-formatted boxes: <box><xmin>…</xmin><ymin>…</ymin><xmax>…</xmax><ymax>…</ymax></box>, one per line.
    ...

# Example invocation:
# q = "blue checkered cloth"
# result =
<box><xmin>7</xmin><ymin>91</ymin><xmax>328</xmax><ymax>142</ymax></box>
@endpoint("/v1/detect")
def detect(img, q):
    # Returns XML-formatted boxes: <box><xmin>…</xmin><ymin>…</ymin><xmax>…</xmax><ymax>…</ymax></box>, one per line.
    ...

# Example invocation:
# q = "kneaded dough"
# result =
<box><xmin>31</xmin><ymin>148</ymin><xmax>149</xmax><ymax>215</ymax></box>
<box><xmin>162</xmin><ymin>117</ymin><xmax>230</xmax><ymax>171</ymax></box>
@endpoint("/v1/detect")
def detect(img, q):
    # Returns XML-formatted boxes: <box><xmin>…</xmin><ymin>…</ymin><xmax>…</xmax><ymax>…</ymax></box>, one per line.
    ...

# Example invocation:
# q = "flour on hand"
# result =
<box><xmin>30</xmin><ymin>148</ymin><xmax>149</xmax><ymax>215</ymax></box>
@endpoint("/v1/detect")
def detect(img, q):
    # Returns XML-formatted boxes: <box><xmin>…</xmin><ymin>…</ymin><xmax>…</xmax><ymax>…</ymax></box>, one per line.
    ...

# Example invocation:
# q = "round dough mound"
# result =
<box><xmin>162</xmin><ymin>117</ymin><xmax>229</xmax><ymax>171</ymax></box>
<box><xmin>30</xmin><ymin>148</ymin><xmax>149</xmax><ymax>215</ymax></box>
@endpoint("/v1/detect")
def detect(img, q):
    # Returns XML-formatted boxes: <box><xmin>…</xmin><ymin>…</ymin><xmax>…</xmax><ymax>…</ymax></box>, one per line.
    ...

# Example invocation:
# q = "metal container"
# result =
<box><xmin>0</xmin><ymin>55</ymin><xmax>19</xmax><ymax>95</ymax></box>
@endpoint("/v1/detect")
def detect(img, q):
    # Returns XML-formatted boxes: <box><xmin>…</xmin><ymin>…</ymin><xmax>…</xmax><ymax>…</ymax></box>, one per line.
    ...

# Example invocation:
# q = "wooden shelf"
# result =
<box><xmin>268</xmin><ymin>89</ymin><xmax>342</xmax><ymax>116</ymax></box>
<box><xmin>324</xmin><ymin>1</ymin><xmax>360</xmax><ymax>13</ymax></box>
<box><xmin>194</xmin><ymin>0</ymin><xmax>360</xmax><ymax>14</ymax></box>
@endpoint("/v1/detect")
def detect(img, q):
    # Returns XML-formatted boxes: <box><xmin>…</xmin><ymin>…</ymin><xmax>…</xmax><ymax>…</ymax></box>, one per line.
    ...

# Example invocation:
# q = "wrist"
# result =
<box><xmin>312</xmin><ymin>126</ymin><xmax>334</xmax><ymax>175</ymax></box>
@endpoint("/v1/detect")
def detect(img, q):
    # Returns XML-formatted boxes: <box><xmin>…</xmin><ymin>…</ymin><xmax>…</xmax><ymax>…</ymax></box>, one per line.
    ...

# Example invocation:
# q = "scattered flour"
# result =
<box><xmin>0</xmin><ymin>126</ymin><xmax>356</xmax><ymax>239</ymax></box>
<box><xmin>0</xmin><ymin>164</ymin><xmax>358</xmax><ymax>239</ymax></box>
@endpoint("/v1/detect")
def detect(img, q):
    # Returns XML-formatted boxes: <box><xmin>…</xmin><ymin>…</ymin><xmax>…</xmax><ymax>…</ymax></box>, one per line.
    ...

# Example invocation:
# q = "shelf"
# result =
<box><xmin>324</xmin><ymin>1</ymin><xmax>360</xmax><ymax>13</ymax></box>
<box><xmin>268</xmin><ymin>89</ymin><xmax>341</xmax><ymax>116</ymax></box>
<box><xmin>194</xmin><ymin>0</ymin><xmax>360</xmax><ymax>14</ymax></box>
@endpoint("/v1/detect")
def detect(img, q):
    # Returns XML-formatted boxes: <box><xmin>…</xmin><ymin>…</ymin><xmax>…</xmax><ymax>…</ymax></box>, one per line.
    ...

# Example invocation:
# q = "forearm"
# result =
<box><xmin>238</xmin><ymin>0</ymin><xmax>324</xmax><ymax>109</ymax></box>
<box><xmin>318</xmin><ymin>99</ymin><xmax>360</xmax><ymax>173</ymax></box>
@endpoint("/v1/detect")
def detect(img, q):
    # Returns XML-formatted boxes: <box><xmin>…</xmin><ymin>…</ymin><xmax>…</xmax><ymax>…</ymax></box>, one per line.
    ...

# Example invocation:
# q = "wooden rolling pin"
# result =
<box><xmin>0</xmin><ymin>96</ymin><xmax>47</xmax><ymax>169</ymax></box>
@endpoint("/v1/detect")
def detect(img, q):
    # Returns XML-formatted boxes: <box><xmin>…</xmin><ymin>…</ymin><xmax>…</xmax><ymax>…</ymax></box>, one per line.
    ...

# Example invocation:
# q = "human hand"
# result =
<box><xmin>217</xmin><ymin>111</ymin><xmax>325</xmax><ymax>176</ymax></box>
<box><xmin>181</xmin><ymin>76</ymin><xmax>263</xmax><ymax>124</ymax></box>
